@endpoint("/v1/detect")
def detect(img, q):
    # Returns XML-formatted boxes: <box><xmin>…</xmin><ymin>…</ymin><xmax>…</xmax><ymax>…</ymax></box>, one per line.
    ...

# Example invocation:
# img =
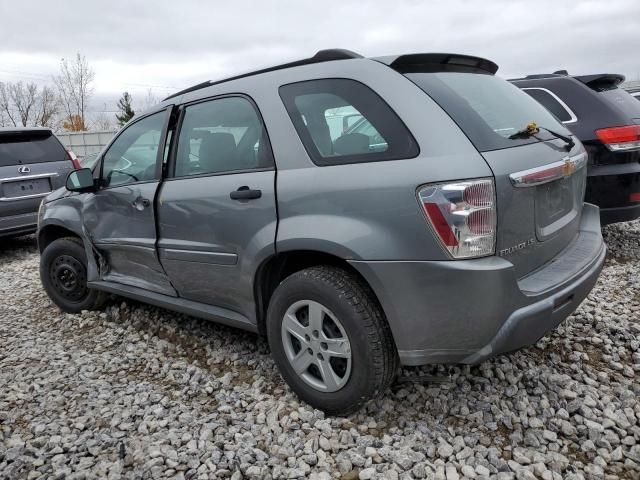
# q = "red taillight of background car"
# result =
<box><xmin>418</xmin><ymin>178</ymin><xmax>496</xmax><ymax>259</ymax></box>
<box><xmin>630</xmin><ymin>192</ymin><xmax>640</xmax><ymax>203</ymax></box>
<box><xmin>595</xmin><ymin>125</ymin><xmax>640</xmax><ymax>152</ymax></box>
<box><xmin>66</xmin><ymin>149</ymin><xmax>82</xmax><ymax>170</ymax></box>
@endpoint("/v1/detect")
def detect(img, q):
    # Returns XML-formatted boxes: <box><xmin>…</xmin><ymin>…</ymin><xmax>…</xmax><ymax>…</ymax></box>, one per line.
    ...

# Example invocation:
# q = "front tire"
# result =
<box><xmin>267</xmin><ymin>266</ymin><xmax>398</xmax><ymax>415</ymax></box>
<box><xmin>40</xmin><ymin>237</ymin><xmax>107</xmax><ymax>313</ymax></box>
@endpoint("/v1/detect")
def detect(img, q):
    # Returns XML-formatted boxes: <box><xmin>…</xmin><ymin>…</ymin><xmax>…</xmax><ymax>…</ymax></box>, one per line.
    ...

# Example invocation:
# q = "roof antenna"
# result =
<box><xmin>553</xmin><ymin>70</ymin><xmax>569</xmax><ymax>75</ymax></box>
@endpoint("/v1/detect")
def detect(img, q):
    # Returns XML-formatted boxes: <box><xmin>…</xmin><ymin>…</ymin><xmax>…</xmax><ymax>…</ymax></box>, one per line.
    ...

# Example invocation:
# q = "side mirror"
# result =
<box><xmin>66</xmin><ymin>168</ymin><xmax>96</xmax><ymax>192</ymax></box>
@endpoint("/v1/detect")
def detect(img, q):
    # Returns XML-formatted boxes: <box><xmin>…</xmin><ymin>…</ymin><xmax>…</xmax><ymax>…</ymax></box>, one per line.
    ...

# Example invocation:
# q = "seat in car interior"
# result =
<box><xmin>333</xmin><ymin>132</ymin><xmax>370</xmax><ymax>155</ymax></box>
<box><xmin>198</xmin><ymin>132</ymin><xmax>238</xmax><ymax>173</ymax></box>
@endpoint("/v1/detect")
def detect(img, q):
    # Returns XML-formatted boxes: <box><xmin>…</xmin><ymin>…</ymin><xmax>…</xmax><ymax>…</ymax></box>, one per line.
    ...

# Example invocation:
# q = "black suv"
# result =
<box><xmin>511</xmin><ymin>72</ymin><xmax>640</xmax><ymax>224</ymax></box>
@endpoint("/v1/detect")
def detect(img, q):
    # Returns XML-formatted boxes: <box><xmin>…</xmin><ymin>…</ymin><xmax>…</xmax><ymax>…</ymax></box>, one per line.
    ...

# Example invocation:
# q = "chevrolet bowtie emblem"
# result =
<box><xmin>563</xmin><ymin>158</ymin><xmax>575</xmax><ymax>176</ymax></box>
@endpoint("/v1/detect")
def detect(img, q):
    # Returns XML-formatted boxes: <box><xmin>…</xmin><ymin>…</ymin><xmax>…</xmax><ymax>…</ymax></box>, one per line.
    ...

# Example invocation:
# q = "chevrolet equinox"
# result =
<box><xmin>38</xmin><ymin>50</ymin><xmax>606</xmax><ymax>414</ymax></box>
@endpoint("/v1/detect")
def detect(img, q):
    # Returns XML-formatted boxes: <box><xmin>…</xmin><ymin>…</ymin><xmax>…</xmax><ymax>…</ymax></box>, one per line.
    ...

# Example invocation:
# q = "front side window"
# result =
<box><xmin>279</xmin><ymin>79</ymin><xmax>418</xmax><ymax>165</ymax></box>
<box><xmin>523</xmin><ymin>88</ymin><xmax>575</xmax><ymax>123</ymax></box>
<box><xmin>101</xmin><ymin>111</ymin><xmax>165</xmax><ymax>187</ymax></box>
<box><xmin>173</xmin><ymin>96</ymin><xmax>272</xmax><ymax>177</ymax></box>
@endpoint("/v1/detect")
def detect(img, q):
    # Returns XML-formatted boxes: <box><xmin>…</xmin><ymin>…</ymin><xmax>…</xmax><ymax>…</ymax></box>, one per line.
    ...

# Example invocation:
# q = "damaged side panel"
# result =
<box><xmin>80</xmin><ymin>183</ymin><xmax>177</xmax><ymax>296</ymax></box>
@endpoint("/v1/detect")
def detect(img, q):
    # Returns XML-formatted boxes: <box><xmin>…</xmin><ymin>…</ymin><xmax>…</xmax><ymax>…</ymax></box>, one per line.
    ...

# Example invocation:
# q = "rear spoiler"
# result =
<box><xmin>575</xmin><ymin>73</ymin><xmax>625</xmax><ymax>91</ymax></box>
<box><xmin>0</xmin><ymin>128</ymin><xmax>52</xmax><ymax>139</ymax></box>
<box><xmin>375</xmin><ymin>53</ymin><xmax>498</xmax><ymax>75</ymax></box>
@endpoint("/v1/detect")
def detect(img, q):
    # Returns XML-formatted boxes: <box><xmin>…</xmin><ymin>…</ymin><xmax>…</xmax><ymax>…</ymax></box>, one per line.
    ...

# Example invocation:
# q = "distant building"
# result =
<box><xmin>55</xmin><ymin>130</ymin><xmax>117</xmax><ymax>158</ymax></box>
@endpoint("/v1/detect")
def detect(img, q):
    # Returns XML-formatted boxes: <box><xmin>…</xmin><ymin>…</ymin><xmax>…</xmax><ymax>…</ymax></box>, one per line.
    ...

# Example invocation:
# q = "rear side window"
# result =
<box><xmin>523</xmin><ymin>88</ymin><xmax>576</xmax><ymax>123</ymax></box>
<box><xmin>0</xmin><ymin>131</ymin><xmax>67</xmax><ymax>167</ymax></box>
<box><xmin>279</xmin><ymin>79</ymin><xmax>418</xmax><ymax>165</ymax></box>
<box><xmin>407</xmin><ymin>72</ymin><xmax>571</xmax><ymax>152</ymax></box>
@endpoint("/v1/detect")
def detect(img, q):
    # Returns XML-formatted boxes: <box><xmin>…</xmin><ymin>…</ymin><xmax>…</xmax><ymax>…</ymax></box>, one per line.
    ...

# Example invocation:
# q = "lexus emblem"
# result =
<box><xmin>18</xmin><ymin>166</ymin><xmax>31</xmax><ymax>174</ymax></box>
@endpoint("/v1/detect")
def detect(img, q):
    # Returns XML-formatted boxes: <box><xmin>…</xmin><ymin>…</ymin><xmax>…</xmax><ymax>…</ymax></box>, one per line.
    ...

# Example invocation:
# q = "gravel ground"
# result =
<box><xmin>0</xmin><ymin>223</ymin><xmax>639</xmax><ymax>480</ymax></box>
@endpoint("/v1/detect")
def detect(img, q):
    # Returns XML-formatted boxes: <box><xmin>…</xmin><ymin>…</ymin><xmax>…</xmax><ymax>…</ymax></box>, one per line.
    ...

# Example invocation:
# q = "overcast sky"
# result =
<box><xmin>1</xmin><ymin>0</ymin><xmax>639</xmax><ymax>115</ymax></box>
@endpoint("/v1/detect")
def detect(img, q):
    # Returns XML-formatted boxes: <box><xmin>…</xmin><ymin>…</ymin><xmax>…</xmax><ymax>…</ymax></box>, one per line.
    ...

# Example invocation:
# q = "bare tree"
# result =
<box><xmin>9</xmin><ymin>81</ymin><xmax>38</xmax><ymax>127</ymax></box>
<box><xmin>0</xmin><ymin>81</ymin><xmax>60</xmax><ymax>128</ymax></box>
<box><xmin>0</xmin><ymin>82</ymin><xmax>18</xmax><ymax>127</ymax></box>
<box><xmin>34</xmin><ymin>86</ymin><xmax>59</xmax><ymax>127</ymax></box>
<box><xmin>92</xmin><ymin>104</ymin><xmax>115</xmax><ymax>131</ymax></box>
<box><xmin>140</xmin><ymin>88</ymin><xmax>159</xmax><ymax>111</ymax></box>
<box><xmin>54</xmin><ymin>53</ymin><xmax>95</xmax><ymax>131</ymax></box>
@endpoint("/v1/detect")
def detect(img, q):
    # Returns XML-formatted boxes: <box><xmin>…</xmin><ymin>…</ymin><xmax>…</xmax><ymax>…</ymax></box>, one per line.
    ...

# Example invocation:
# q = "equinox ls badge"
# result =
<box><xmin>499</xmin><ymin>238</ymin><xmax>535</xmax><ymax>257</ymax></box>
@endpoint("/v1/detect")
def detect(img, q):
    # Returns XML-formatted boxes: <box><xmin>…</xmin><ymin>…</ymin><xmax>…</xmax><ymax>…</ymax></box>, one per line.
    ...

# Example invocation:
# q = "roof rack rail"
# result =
<box><xmin>164</xmin><ymin>49</ymin><xmax>363</xmax><ymax>101</ymax></box>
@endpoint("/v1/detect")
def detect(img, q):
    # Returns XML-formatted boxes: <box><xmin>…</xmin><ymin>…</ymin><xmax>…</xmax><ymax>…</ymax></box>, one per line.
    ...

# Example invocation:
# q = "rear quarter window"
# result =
<box><xmin>279</xmin><ymin>79</ymin><xmax>419</xmax><ymax>166</ymax></box>
<box><xmin>0</xmin><ymin>132</ymin><xmax>67</xmax><ymax>167</ymax></box>
<box><xmin>522</xmin><ymin>88</ymin><xmax>576</xmax><ymax>123</ymax></box>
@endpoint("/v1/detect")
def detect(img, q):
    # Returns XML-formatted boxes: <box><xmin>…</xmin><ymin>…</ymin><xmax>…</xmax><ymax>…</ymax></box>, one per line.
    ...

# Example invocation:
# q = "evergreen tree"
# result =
<box><xmin>116</xmin><ymin>92</ymin><xmax>135</xmax><ymax>127</ymax></box>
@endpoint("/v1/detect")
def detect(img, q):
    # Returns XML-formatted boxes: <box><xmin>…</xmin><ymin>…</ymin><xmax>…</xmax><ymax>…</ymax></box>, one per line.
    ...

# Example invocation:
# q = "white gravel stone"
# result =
<box><xmin>0</xmin><ymin>222</ymin><xmax>639</xmax><ymax>479</ymax></box>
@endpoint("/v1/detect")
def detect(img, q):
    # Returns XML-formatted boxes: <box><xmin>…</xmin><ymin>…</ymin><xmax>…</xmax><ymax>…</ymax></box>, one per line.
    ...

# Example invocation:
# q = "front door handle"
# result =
<box><xmin>230</xmin><ymin>186</ymin><xmax>262</xmax><ymax>200</ymax></box>
<box><xmin>133</xmin><ymin>196</ymin><xmax>151</xmax><ymax>210</ymax></box>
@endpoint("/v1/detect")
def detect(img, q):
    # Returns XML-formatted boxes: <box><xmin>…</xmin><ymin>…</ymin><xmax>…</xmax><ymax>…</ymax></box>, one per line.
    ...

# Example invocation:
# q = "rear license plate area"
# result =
<box><xmin>2</xmin><ymin>178</ymin><xmax>51</xmax><ymax>199</ymax></box>
<box><xmin>535</xmin><ymin>177</ymin><xmax>576</xmax><ymax>240</ymax></box>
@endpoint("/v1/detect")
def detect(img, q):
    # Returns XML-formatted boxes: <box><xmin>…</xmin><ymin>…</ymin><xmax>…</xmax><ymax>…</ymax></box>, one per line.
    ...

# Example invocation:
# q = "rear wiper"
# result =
<box><xmin>509</xmin><ymin>121</ymin><xmax>575</xmax><ymax>151</ymax></box>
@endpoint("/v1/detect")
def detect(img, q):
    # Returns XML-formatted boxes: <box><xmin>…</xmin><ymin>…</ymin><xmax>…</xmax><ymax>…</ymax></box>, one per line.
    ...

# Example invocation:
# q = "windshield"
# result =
<box><xmin>406</xmin><ymin>72</ymin><xmax>571</xmax><ymax>152</ymax></box>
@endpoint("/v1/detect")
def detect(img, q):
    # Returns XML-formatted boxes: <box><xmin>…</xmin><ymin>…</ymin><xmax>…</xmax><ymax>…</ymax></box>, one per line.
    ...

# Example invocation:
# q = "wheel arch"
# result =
<box><xmin>38</xmin><ymin>223</ymin><xmax>82</xmax><ymax>253</ymax></box>
<box><xmin>254</xmin><ymin>249</ymin><xmax>389</xmax><ymax>338</ymax></box>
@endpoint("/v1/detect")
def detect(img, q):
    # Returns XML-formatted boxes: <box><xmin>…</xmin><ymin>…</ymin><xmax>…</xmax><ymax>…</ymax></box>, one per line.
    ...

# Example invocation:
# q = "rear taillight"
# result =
<box><xmin>66</xmin><ymin>150</ymin><xmax>82</xmax><ymax>170</ymax></box>
<box><xmin>595</xmin><ymin>125</ymin><xmax>640</xmax><ymax>152</ymax></box>
<box><xmin>630</xmin><ymin>192</ymin><xmax>640</xmax><ymax>203</ymax></box>
<box><xmin>418</xmin><ymin>178</ymin><xmax>496</xmax><ymax>259</ymax></box>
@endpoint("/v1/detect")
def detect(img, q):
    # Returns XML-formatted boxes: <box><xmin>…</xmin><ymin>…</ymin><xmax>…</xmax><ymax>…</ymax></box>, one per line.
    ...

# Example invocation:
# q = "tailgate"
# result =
<box><xmin>0</xmin><ymin>130</ymin><xmax>72</xmax><ymax>216</ymax></box>
<box><xmin>482</xmin><ymin>140</ymin><xmax>587</xmax><ymax>278</ymax></box>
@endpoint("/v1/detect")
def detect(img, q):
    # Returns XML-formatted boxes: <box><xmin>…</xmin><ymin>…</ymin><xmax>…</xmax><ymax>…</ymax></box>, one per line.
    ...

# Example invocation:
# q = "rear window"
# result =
<box><xmin>597</xmin><ymin>88</ymin><xmax>640</xmax><ymax>119</ymax></box>
<box><xmin>279</xmin><ymin>79</ymin><xmax>419</xmax><ymax>165</ymax></box>
<box><xmin>0</xmin><ymin>131</ymin><xmax>67</xmax><ymax>167</ymax></box>
<box><xmin>406</xmin><ymin>72</ymin><xmax>571</xmax><ymax>152</ymax></box>
<box><xmin>522</xmin><ymin>88</ymin><xmax>576</xmax><ymax>123</ymax></box>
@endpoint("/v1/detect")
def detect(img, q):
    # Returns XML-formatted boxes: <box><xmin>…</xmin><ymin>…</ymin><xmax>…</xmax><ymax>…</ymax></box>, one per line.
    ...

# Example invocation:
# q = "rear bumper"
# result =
<box><xmin>586</xmin><ymin>162</ymin><xmax>640</xmax><ymax>224</ymax></box>
<box><xmin>0</xmin><ymin>212</ymin><xmax>38</xmax><ymax>238</ymax></box>
<box><xmin>599</xmin><ymin>204</ymin><xmax>640</xmax><ymax>225</ymax></box>
<box><xmin>349</xmin><ymin>203</ymin><xmax>606</xmax><ymax>366</ymax></box>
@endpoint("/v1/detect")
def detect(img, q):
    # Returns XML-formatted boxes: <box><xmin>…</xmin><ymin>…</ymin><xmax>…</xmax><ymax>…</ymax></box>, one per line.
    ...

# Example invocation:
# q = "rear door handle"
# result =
<box><xmin>230</xmin><ymin>186</ymin><xmax>262</xmax><ymax>200</ymax></box>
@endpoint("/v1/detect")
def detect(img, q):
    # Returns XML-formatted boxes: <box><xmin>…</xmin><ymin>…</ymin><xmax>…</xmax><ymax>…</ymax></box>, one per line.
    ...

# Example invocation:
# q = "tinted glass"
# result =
<box><xmin>0</xmin><ymin>132</ymin><xmax>67</xmax><ymax>167</ymax></box>
<box><xmin>524</xmin><ymin>89</ymin><xmax>573</xmax><ymax>122</ymax></box>
<box><xmin>174</xmin><ymin>97</ymin><xmax>272</xmax><ymax>177</ymax></box>
<box><xmin>279</xmin><ymin>79</ymin><xmax>418</xmax><ymax>165</ymax></box>
<box><xmin>79</xmin><ymin>152</ymin><xmax>100</xmax><ymax>170</ymax></box>
<box><xmin>598</xmin><ymin>88</ymin><xmax>640</xmax><ymax>118</ymax></box>
<box><xmin>101</xmin><ymin>112</ymin><xmax>165</xmax><ymax>187</ymax></box>
<box><xmin>407</xmin><ymin>72</ymin><xmax>571</xmax><ymax>152</ymax></box>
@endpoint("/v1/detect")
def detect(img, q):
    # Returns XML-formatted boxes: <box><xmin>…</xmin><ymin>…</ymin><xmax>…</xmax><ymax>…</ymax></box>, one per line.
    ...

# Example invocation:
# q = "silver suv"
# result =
<box><xmin>0</xmin><ymin>128</ymin><xmax>76</xmax><ymax>238</ymax></box>
<box><xmin>38</xmin><ymin>50</ymin><xmax>606</xmax><ymax>414</ymax></box>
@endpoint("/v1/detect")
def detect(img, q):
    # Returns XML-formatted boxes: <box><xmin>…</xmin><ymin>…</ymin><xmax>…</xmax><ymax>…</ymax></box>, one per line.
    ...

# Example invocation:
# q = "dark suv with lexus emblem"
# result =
<box><xmin>0</xmin><ymin>128</ymin><xmax>79</xmax><ymax>238</ymax></box>
<box><xmin>37</xmin><ymin>50</ymin><xmax>605</xmax><ymax>414</ymax></box>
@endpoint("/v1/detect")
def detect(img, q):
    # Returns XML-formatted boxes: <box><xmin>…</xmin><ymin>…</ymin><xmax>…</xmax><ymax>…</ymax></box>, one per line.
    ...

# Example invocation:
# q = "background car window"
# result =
<box><xmin>523</xmin><ymin>88</ymin><xmax>574</xmax><ymax>123</ymax></box>
<box><xmin>279</xmin><ymin>79</ymin><xmax>418</xmax><ymax>165</ymax></box>
<box><xmin>0</xmin><ymin>131</ymin><xmax>67</xmax><ymax>167</ymax></box>
<box><xmin>101</xmin><ymin>112</ymin><xmax>165</xmax><ymax>188</ymax></box>
<box><xmin>174</xmin><ymin>97</ymin><xmax>272</xmax><ymax>177</ymax></box>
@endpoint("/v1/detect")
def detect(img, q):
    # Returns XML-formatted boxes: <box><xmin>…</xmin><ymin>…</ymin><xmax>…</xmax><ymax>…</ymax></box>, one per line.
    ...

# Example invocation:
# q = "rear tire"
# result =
<box><xmin>266</xmin><ymin>266</ymin><xmax>398</xmax><ymax>415</ymax></box>
<box><xmin>40</xmin><ymin>237</ymin><xmax>107</xmax><ymax>313</ymax></box>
